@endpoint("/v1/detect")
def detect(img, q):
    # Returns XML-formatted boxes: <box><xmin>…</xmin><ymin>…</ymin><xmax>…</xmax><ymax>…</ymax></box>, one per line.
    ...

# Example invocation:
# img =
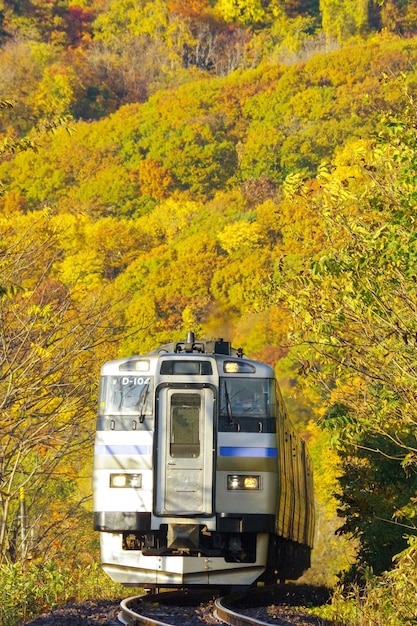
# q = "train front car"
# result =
<box><xmin>93</xmin><ymin>333</ymin><xmax>314</xmax><ymax>588</ymax></box>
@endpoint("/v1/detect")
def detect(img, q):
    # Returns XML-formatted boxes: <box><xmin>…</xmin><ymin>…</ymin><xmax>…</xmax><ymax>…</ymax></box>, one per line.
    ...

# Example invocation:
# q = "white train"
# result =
<box><xmin>93</xmin><ymin>333</ymin><xmax>314</xmax><ymax>588</ymax></box>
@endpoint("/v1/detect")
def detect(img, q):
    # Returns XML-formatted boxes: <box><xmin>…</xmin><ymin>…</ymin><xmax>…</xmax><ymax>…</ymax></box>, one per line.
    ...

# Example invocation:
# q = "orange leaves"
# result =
<box><xmin>168</xmin><ymin>0</ymin><xmax>212</xmax><ymax>19</ymax></box>
<box><xmin>132</xmin><ymin>159</ymin><xmax>174</xmax><ymax>200</ymax></box>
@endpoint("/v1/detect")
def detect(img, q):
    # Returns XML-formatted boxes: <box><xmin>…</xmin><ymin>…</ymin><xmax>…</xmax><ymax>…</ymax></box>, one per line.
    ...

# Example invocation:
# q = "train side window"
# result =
<box><xmin>170</xmin><ymin>393</ymin><xmax>201</xmax><ymax>458</ymax></box>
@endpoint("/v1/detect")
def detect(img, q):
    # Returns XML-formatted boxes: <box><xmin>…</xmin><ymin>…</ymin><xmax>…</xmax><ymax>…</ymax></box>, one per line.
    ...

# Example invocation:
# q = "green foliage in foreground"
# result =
<box><xmin>0</xmin><ymin>560</ymin><xmax>126</xmax><ymax>626</ymax></box>
<box><xmin>306</xmin><ymin>536</ymin><xmax>417</xmax><ymax>626</ymax></box>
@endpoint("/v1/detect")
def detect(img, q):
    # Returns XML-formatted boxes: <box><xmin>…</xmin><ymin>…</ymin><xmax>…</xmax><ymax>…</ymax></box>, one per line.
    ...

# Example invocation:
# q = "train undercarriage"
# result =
<box><xmin>101</xmin><ymin>526</ymin><xmax>311</xmax><ymax>588</ymax></box>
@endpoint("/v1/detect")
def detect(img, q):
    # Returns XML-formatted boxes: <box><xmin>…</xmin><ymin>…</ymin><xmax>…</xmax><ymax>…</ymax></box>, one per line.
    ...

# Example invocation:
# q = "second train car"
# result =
<box><xmin>93</xmin><ymin>333</ymin><xmax>314</xmax><ymax>588</ymax></box>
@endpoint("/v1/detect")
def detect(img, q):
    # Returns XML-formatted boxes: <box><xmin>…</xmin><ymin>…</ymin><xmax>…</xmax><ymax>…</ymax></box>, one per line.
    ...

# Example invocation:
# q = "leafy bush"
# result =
<box><xmin>307</xmin><ymin>536</ymin><xmax>417</xmax><ymax>625</ymax></box>
<box><xmin>0</xmin><ymin>560</ymin><xmax>125</xmax><ymax>626</ymax></box>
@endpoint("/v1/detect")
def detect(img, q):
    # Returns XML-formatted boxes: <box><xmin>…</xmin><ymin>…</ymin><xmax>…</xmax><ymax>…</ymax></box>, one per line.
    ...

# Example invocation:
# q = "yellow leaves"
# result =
<box><xmin>33</xmin><ymin>64</ymin><xmax>77</xmax><ymax>118</ymax></box>
<box><xmin>181</xmin><ymin>304</ymin><xmax>202</xmax><ymax>332</ymax></box>
<box><xmin>319</xmin><ymin>172</ymin><xmax>357</xmax><ymax>207</ymax></box>
<box><xmin>142</xmin><ymin>197</ymin><xmax>202</xmax><ymax>243</ymax></box>
<box><xmin>27</xmin><ymin>302</ymin><xmax>53</xmax><ymax>319</ymax></box>
<box><xmin>255</xmin><ymin>199</ymin><xmax>280</xmax><ymax>240</ymax></box>
<box><xmin>321</xmin><ymin>0</ymin><xmax>369</xmax><ymax>42</ymax></box>
<box><xmin>282</xmin><ymin>171</ymin><xmax>308</xmax><ymax>199</ymax></box>
<box><xmin>30</xmin><ymin>344</ymin><xmax>53</xmax><ymax>360</ymax></box>
<box><xmin>328</xmin><ymin>375</ymin><xmax>367</xmax><ymax>409</ymax></box>
<box><xmin>50</xmin><ymin>212</ymin><xmax>91</xmax><ymax>253</ymax></box>
<box><xmin>93</xmin><ymin>0</ymin><xmax>171</xmax><ymax>41</ymax></box>
<box><xmin>217</xmin><ymin>219</ymin><xmax>262</xmax><ymax>254</ymax></box>
<box><xmin>87</xmin><ymin>216</ymin><xmax>147</xmax><ymax>272</ymax></box>
<box><xmin>215</xmin><ymin>0</ymin><xmax>265</xmax><ymax>24</ymax></box>
<box><xmin>50</xmin><ymin>213</ymin><xmax>149</xmax><ymax>294</ymax></box>
<box><xmin>211</xmin><ymin>245</ymin><xmax>271</xmax><ymax>314</ymax></box>
<box><xmin>56</xmin><ymin>248</ymin><xmax>104</xmax><ymax>293</ymax></box>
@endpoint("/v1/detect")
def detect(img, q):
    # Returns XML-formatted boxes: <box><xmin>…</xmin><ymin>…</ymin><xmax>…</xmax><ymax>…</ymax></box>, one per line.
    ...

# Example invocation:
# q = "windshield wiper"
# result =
<box><xmin>139</xmin><ymin>383</ymin><xmax>149</xmax><ymax>423</ymax></box>
<box><xmin>224</xmin><ymin>382</ymin><xmax>235</xmax><ymax>429</ymax></box>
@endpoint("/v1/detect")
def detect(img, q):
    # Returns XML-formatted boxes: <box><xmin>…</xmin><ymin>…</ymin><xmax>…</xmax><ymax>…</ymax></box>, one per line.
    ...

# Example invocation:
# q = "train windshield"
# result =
<box><xmin>98</xmin><ymin>375</ymin><xmax>154</xmax><ymax>416</ymax></box>
<box><xmin>219</xmin><ymin>377</ymin><xmax>276</xmax><ymax>432</ymax></box>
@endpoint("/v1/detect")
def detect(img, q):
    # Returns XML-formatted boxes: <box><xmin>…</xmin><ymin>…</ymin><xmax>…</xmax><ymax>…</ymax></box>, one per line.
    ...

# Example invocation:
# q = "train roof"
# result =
<box><xmin>101</xmin><ymin>333</ymin><xmax>276</xmax><ymax>376</ymax></box>
<box><xmin>146</xmin><ymin>332</ymin><xmax>244</xmax><ymax>359</ymax></box>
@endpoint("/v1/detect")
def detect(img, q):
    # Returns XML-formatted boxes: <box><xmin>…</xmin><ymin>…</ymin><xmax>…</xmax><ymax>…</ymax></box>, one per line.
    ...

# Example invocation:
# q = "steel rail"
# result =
<box><xmin>214</xmin><ymin>593</ymin><xmax>295</xmax><ymax>626</ymax></box>
<box><xmin>119</xmin><ymin>590</ymin><xmax>294</xmax><ymax>626</ymax></box>
<box><xmin>119</xmin><ymin>595</ymin><xmax>168</xmax><ymax>626</ymax></box>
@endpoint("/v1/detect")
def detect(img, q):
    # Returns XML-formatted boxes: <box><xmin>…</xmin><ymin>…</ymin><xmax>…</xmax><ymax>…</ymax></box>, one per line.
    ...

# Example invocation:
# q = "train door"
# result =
<box><xmin>155</xmin><ymin>387</ymin><xmax>214</xmax><ymax>516</ymax></box>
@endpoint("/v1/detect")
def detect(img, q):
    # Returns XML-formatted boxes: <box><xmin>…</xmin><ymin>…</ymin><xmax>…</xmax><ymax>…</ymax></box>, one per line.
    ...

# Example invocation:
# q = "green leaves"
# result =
<box><xmin>277</xmin><ymin>93</ymin><xmax>417</xmax><ymax>576</ymax></box>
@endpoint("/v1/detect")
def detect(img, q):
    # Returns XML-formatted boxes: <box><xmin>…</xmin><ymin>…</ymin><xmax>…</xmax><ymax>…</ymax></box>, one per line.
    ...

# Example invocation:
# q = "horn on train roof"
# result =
<box><xmin>151</xmin><ymin>332</ymin><xmax>244</xmax><ymax>357</ymax></box>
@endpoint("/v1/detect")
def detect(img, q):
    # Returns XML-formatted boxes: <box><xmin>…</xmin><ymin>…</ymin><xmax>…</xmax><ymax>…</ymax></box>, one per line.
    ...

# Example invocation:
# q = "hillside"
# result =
<box><xmin>1</xmin><ymin>34</ymin><xmax>417</xmax><ymax>359</ymax></box>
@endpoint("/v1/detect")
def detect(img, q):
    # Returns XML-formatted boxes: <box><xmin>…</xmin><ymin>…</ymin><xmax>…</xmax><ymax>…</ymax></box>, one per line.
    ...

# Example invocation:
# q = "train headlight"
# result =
<box><xmin>243</xmin><ymin>476</ymin><xmax>260</xmax><ymax>489</ymax></box>
<box><xmin>135</xmin><ymin>361</ymin><xmax>150</xmax><ymax>372</ymax></box>
<box><xmin>224</xmin><ymin>361</ymin><xmax>256</xmax><ymax>374</ymax></box>
<box><xmin>227</xmin><ymin>474</ymin><xmax>261</xmax><ymax>490</ymax></box>
<box><xmin>110</xmin><ymin>473</ymin><xmax>142</xmax><ymax>488</ymax></box>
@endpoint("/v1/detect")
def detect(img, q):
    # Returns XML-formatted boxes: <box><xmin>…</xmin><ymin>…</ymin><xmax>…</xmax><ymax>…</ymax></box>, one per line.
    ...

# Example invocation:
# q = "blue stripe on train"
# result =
<box><xmin>220</xmin><ymin>447</ymin><xmax>278</xmax><ymax>458</ymax></box>
<box><xmin>95</xmin><ymin>445</ymin><xmax>277</xmax><ymax>458</ymax></box>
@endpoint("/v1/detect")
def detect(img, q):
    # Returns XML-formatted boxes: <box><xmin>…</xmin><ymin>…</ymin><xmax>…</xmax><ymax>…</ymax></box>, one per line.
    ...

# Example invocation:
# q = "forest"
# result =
<box><xmin>1</xmin><ymin>1</ymin><xmax>417</xmax><ymax>624</ymax></box>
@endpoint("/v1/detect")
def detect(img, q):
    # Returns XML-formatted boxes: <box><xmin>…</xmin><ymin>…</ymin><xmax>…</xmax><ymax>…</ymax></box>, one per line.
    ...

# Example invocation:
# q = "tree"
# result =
<box><xmin>135</xmin><ymin>85</ymin><xmax>238</xmax><ymax>196</ymax></box>
<box><xmin>275</xmin><ymin>91</ymin><xmax>417</xmax><ymax>575</ymax></box>
<box><xmin>33</xmin><ymin>64</ymin><xmax>77</xmax><ymax>118</ymax></box>
<box><xmin>215</xmin><ymin>0</ymin><xmax>266</xmax><ymax>24</ymax></box>
<box><xmin>320</xmin><ymin>0</ymin><xmax>369</xmax><ymax>42</ymax></box>
<box><xmin>0</xmin><ymin>212</ymin><xmax>122</xmax><ymax>565</ymax></box>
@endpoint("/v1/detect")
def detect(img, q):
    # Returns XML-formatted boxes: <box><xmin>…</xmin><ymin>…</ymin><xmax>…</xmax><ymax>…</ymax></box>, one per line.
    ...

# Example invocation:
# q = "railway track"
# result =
<box><xmin>119</xmin><ymin>590</ymin><xmax>221</xmax><ymax>626</ymax></box>
<box><xmin>119</xmin><ymin>586</ymin><xmax>331</xmax><ymax>626</ymax></box>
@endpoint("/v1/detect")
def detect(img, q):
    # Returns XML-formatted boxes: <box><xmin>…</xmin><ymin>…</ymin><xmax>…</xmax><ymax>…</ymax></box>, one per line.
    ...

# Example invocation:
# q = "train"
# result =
<box><xmin>93</xmin><ymin>332</ymin><xmax>315</xmax><ymax>588</ymax></box>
